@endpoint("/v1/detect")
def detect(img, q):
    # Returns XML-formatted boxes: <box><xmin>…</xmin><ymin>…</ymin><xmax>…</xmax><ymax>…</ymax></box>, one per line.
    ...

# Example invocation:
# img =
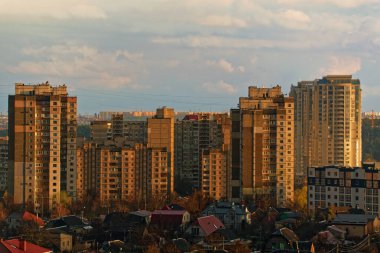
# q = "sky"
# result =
<box><xmin>0</xmin><ymin>0</ymin><xmax>380</xmax><ymax>113</ymax></box>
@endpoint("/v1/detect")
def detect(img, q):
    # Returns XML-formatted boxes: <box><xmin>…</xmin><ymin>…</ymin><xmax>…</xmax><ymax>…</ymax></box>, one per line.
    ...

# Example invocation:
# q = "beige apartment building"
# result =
<box><xmin>147</xmin><ymin>107</ymin><xmax>175</xmax><ymax>194</ymax></box>
<box><xmin>8</xmin><ymin>83</ymin><xmax>77</xmax><ymax>212</ymax></box>
<box><xmin>98</xmin><ymin>146</ymin><xmax>136</xmax><ymax>205</ymax></box>
<box><xmin>76</xmin><ymin>141</ymin><xmax>169</xmax><ymax>206</ymax></box>
<box><xmin>232</xmin><ymin>86</ymin><xmax>294</xmax><ymax>207</ymax></box>
<box><xmin>290</xmin><ymin>75</ymin><xmax>362</xmax><ymax>187</ymax></box>
<box><xmin>201</xmin><ymin>149</ymin><xmax>227</xmax><ymax>200</ymax></box>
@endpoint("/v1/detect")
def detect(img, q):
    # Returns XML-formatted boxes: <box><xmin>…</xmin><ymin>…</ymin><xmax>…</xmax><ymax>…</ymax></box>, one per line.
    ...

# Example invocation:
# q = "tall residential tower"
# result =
<box><xmin>290</xmin><ymin>75</ymin><xmax>362</xmax><ymax>186</ymax></box>
<box><xmin>8</xmin><ymin>83</ymin><xmax>77</xmax><ymax>212</ymax></box>
<box><xmin>231</xmin><ymin>86</ymin><xmax>295</xmax><ymax>207</ymax></box>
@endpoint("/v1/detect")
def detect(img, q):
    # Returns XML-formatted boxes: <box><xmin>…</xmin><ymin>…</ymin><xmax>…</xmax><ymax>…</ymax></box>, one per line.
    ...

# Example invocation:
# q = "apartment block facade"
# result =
<box><xmin>290</xmin><ymin>75</ymin><xmax>362</xmax><ymax>187</ymax></box>
<box><xmin>8</xmin><ymin>83</ymin><xmax>77</xmax><ymax>211</ymax></box>
<box><xmin>232</xmin><ymin>86</ymin><xmax>295</xmax><ymax>207</ymax></box>
<box><xmin>147</xmin><ymin>107</ymin><xmax>175</xmax><ymax>194</ymax></box>
<box><xmin>0</xmin><ymin>137</ymin><xmax>8</xmax><ymax>192</ymax></box>
<box><xmin>90</xmin><ymin>121</ymin><xmax>112</xmax><ymax>144</ymax></box>
<box><xmin>308</xmin><ymin>164</ymin><xmax>380</xmax><ymax>215</ymax></box>
<box><xmin>201</xmin><ymin>149</ymin><xmax>227</xmax><ymax>200</ymax></box>
<box><xmin>76</xmin><ymin>141</ymin><xmax>169</xmax><ymax>206</ymax></box>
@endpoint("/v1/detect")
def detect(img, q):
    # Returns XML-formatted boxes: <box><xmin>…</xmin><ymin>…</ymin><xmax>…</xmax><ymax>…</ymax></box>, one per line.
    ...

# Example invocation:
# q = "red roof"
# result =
<box><xmin>150</xmin><ymin>210</ymin><xmax>187</xmax><ymax>228</ymax></box>
<box><xmin>183</xmin><ymin>115</ymin><xmax>198</xmax><ymax>121</ymax></box>
<box><xmin>0</xmin><ymin>239</ymin><xmax>52</xmax><ymax>253</ymax></box>
<box><xmin>195</xmin><ymin>215</ymin><xmax>225</xmax><ymax>236</ymax></box>
<box><xmin>22</xmin><ymin>212</ymin><xmax>44</xmax><ymax>227</ymax></box>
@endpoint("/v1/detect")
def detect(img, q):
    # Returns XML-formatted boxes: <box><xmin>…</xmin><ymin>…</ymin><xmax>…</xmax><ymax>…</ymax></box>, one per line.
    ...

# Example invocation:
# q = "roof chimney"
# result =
<box><xmin>20</xmin><ymin>239</ymin><xmax>27</xmax><ymax>251</ymax></box>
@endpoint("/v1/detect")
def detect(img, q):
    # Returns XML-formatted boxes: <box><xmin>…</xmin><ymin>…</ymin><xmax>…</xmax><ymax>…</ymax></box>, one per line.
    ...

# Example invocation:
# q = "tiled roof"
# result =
<box><xmin>22</xmin><ymin>212</ymin><xmax>44</xmax><ymax>227</ymax></box>
<box><xmin>0</xmin><ymin>239</ymin><xmax>52</xmax><ymax>253</ymax></box>
<box><xmin>196</xmin><ymin>215</ymin><xmax>225</xmax><ymax>236</ymax></box>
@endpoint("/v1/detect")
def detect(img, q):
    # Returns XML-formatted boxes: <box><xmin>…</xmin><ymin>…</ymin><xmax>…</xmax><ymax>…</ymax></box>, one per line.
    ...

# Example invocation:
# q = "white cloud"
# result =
<box><xmin>320</xmin><ymin>56</ymin><xmax>362</xmax><ymax>75</ymax></box>
<box><xmin>153</xmin><ymin>35</ymin><xmax>333</xmax><ymax>49</ymax></box>
<box><xmin>8</xmin><ymin>43</ymin><xmax>146</xmax><ymax>89</ymax></box>
<box><xmin>207</xmin><ymin>59</ymin><xmax>234</xmax><ymax>73</ymax></box>
<box><xmin>0</xmin><ymin>0</ymin><xmax>106</xmax><ymax>19</ymax></box>
<box><xmin>206</xmin><ymin>59</ymin><xmax>245</xmax><ymax>73</ymax></box>
<box><xmin>277</xmin><ymin>0</ymin><xmax>377</xmax><ymax>8</ymax></box>
<box><xmin>199</xmin><ymin>15</ymin><xmax>247</xmax><ymax>27</ymax></box>
<box><xmin>202</xmin><ymin>80</ymin><xmax>237</xmax><ymax>94</ymax></box>
<box><xmin>276</xmin><ymin>9</ymin><xmax>310</xmax><ymax>30</ymax></box>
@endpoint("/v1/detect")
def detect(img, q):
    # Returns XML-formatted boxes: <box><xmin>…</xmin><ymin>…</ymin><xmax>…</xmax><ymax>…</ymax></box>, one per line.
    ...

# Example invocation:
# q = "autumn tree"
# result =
<box><xmin>145</xmin><ymin>244</ymin><xmax>160</xmax><ymax>253</ymax></box>
<box><xmin>161</xmin><ymin>243</ymin><xmax>182</xmax><ymax>253</ymax></box>
<box><xmin>174</xmin><ymin>190</ymin><xmax>212</xmax><ymax>217</ymax></box>
<box><xmin>225</xmin><ymin>241</ymin><xmax>251</xmax><ymax>253</ymax></box>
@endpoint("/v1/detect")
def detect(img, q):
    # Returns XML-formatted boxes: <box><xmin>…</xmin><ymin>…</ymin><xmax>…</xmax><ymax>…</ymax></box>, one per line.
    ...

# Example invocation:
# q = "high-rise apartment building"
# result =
<box><xmin>8</xmin><ymin>83</ymin><xmax>77</xmax><ymax>212</ymax></box>
<box><xmin>111</xmin><ymin>113</ymin><xmax>124</xmax><ymax>139</ymax></box>
<box><xmin>174</xmin><ymin>113</ymin><xmax>231</xmax><ymax>196</ymax></box>
<box><xmin>147</xmin><ymin>107</ymin><xmax>175</xmax><ymax>194</ymax></box>
<box><xmin>232</xmin><ymin>86</ymin><xmax>294</xmax><ymax>207</ymax></box>
<box><xmin>123</xmin><ymin>121</ymin><xmax>147</xmax><ymax>145</ymax></box>
<box><xmin>201</xmin><ymin>149</ymin><xmax>227</xmax><ymax>199</ymax></box>
<box><xmin>76</xmin><ymin>141</ymin><xmax>169</xmax><ymax>206</ymax></box>
<box><xmin>90</xmin><ymin>121</ymin><xmax>112</xmax><ymax>144</ymax></box>
<box><xmin>290</xmin><ymin>75</ymin><xmax>362</xmax><ymax>186</ymax></box>
<box><xmin>0</xmin><ymin>137</ymin><xmax>8</xmax><ymax>192</ymax></box>
<box><xmin>98</xmin><ymin>146</ymin><xmax>136</xmax><ymax>205</ymax></box>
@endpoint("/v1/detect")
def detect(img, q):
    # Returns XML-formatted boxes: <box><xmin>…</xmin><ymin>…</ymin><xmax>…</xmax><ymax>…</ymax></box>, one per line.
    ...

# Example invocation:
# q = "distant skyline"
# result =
<box><xmin>1</xmin><ymin>0</ymin><xmax>380</xmax><ymax>113</ymax></box>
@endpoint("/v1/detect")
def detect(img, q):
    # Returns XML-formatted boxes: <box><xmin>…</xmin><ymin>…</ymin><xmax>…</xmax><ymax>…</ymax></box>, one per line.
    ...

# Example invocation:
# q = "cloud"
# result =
<box><xmin>199</xmin><ymin>15</ymin><xmax>247</xmax><ymax>27</ymax></box>
<box><xmin>202</xmin><ymin>80</ymin><xmax>237</xmax><ymax>94</ymax></box>
<box><xmin>320</xmin><ymin>56</ymin><xmax>361</xmax><ymax>75</ymax></box>
<box><xmin>8</xmin><ymin>43</ymin><xmax>146</xmax><ymax>89</ymax></box>
<box><xmin>277</xmin><ymin>0</ymin><xmax>377</xmax><ymax>8</ymax></box>
<box><xmin>206</xmin><ymin>59</ymin><xmax>244</xmax><ymax>73</ymax></box>
<box><xmin>207</xmin><ymin>59</ymin><xmax>233</xmax><ymax>73</ymax></box>
<box><xmin>0</xmin><ymin>0</ymin><xmax>106</xmax><ymax>20</ymax></box>
<box><xmin>276</xmin><ymin>9</ymin><xmax>310</xmax><ymax>30</ymax></box>
<box><xmin>153</xmin><ymin>35</ymin><xmax>333</xmax><ymax>50</ymax></box>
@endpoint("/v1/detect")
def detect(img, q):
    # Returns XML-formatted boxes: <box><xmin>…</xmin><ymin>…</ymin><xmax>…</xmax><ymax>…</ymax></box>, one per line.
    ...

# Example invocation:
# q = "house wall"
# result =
<box><xmin>335</xmin><ymin>224</ymin><xmax>366</xmax><ymax>239</ymax></box>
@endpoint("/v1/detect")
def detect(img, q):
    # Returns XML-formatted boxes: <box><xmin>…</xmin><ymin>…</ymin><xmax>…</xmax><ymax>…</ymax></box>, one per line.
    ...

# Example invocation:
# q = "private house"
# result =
<box><xmin>201</xmin><ymin>202</ymin><xmax>251</xmax><ymax>232</ymax></box>
<box><xmin>185</xmin><ymin>215</ymin><xmax>225</xmax><ymax>241</ymax></box>
<box><xmin>332</xmin><ymin>214</ymin><xmax>380</xmax><ymax>239</ymax></box>
<box><xmin>264</xmin><ymin>228</ymin><xmax>300</xmax><ymax>252</ymax></box>
<box><xmin>6</xmin><ymin>211</ymin><xmax>44</xmax><ymax>230</ymax></box>
<box><xmin>44</xmin><ymin>215</ymin><xmax>94</xmax><ymax>251</ymax></box>
<box><xmin>150</xmin><ymin>210</ymin><xmax>190</xmax><ymax>231</ymax></box>
<box><xmin>41</xmin><ymin>230</ymin><xmax>73</xmax><ymax>253</ymax></box>
<box><xmin>103</xmin><ymin>210</ymin><xmax>151</xmax><ymax>241</ymax></box>
<box><xmin>0</xmin><ymin>238</ymin><xmax>52</xmax><ymax>253</ymax></box>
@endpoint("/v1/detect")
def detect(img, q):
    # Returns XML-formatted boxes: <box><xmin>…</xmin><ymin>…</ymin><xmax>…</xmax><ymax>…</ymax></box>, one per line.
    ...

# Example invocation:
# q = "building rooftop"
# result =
<box><xmin>0</xmin><ymin>239</ymin><xmax>52</xmax><ymax>253</ymax></box>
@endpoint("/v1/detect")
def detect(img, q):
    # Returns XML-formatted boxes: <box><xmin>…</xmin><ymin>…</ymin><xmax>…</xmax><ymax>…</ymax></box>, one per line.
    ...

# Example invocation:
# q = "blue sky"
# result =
<box><xmin>0</xmin><ymin>0</ymin><xmax>380</xmax><ymax>113</ymax></box>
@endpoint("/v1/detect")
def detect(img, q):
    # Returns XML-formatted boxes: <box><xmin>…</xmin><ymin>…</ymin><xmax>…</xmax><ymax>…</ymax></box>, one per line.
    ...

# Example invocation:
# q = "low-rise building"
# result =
<box><xmin>201</xmin><ymin>201</ymin><xmax>251</xmax><ymax>232</ymax></box>
<box><xmin>6</xmin><ymin>211</ymin><xmax>44</xmax><ymax>230</ymax></box>
<box><xmin>332</xmin><ymin>214</ymin><xmax>380</xmax><ymax>239</ymax></box>
<box><xmin>150</xmin><ymin>210</ymin><xmax>190</xmax><ymax>231</ymax></box>
<box><xmin>308</xmin><ymin>164</ymin><xmax>380</xmax><ymax>215</ymax></box>
<box><xmin>0</xmin><ymin>239</ymin><xmax>52</xmax><ymax>253</ymax></box>
<box><xmin>185</xmin><ymin>215</ymin><xmax>225</xmax><ymax>241</ymax></box>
